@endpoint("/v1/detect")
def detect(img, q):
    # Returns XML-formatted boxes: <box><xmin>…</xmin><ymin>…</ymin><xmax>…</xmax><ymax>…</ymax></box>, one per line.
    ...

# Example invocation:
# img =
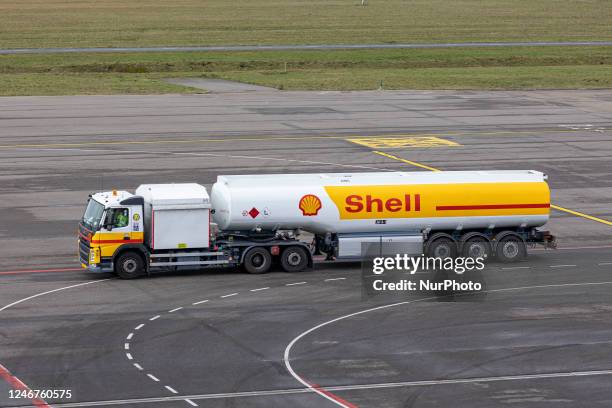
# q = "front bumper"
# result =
<box><xmin>81</xmin><ymin>260</ymin><xmax>113</xmax><ymax>273</ymax></box>
<box><xmin>79</xmin><ymin>227</ymin><xmax>113</xmax><ymax>272</ymax></box>
<box><xmin>79</xmin><ymin>239</ymin><xmax>113</xmax><ymax>273</ymax></box>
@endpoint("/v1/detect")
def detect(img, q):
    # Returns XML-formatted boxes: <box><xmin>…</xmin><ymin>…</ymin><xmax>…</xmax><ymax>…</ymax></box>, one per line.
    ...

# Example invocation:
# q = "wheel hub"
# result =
<box><xmin>434</xmin><ymin>245</ymin><xmax>450</xmax><ymax>258</ymax></box>
<box><xmin>469</xmin><ymin>243</ymin><xmax>486</xmax><ymax>258</ymax></box>
<box><xmin>123</xmin><ymin>259</ymin><xmax>137</xmax><ymax>273</ymax></box>
<box><xmin>503</xmin><ymin>241</ymin><xmax>519</xmax><ymax>258</ymax></box>
<box><xmin>252</xmin><ymin>254</ymin><xmax>264</xmax><ymax>267</ymax></box>
<box><xmin>287</xmin><ymin>252</ymin><xmax>302</xmax><ymax>266</ymax></box>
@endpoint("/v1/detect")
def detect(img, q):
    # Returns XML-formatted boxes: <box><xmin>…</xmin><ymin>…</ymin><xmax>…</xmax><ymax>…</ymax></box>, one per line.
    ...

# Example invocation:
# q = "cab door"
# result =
<box><xmin>94</xmin><ymin>207</ymin><xmax>144</xmax><ymax>258</ymax></box>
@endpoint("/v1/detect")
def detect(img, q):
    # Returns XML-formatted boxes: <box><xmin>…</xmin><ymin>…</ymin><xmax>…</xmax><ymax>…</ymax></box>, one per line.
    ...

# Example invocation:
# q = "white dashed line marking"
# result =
<box><xmin>502</xmin><ymin>266</ymin><xmax>531</xmax><ymax>270</ymax></box>
<box><xmin>550</xmin><ymin>264</ymin><xmax>577</xmax><ymax>268</ymax></box>
<box><xmin>599</xmin><ymin>262</ymin><xmax>612</xmax><ymax>266</ymax></box>
<box><xmin>122</xmin><ymin>277</ymin><xmax>356</xmax><ymax>403</ymax></box>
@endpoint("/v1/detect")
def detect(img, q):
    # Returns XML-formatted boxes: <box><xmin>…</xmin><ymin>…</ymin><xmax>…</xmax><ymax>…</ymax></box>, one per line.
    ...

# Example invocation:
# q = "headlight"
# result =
<box><xmin>89</xmin><ymin>248</ymin><xmax>100</xmax><ymax>264</ymax></box>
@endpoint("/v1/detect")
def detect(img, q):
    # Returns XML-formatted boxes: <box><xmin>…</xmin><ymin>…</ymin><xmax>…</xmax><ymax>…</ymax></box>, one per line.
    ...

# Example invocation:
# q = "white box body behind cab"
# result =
<box><xmin>136</xmin><ymin>183</ymin><xmax>211</xmax><ymax>250</ymax></box>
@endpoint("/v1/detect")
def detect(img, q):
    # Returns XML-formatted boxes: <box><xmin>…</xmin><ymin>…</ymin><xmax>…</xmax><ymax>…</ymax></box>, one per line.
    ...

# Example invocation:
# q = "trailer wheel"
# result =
<box><xmin>496</xmin><ymin>236</ymin><xmax>526</xmax><ymax>263</ymax></box>
<box><xmin>115</xmin><ymin>252</ymin><xmax>145</xmax><ymax>279</ymax></box>
<box><xmin>427</xmin><ymin>237</ymin><xmax>457</xmax><ymax>259</ymax></box>
<box><xmin>462</xmin><ymin>236</ymin><xmax>491</xmax><ymax>260</ymax></box>
<box><xmin>243</xmin><ymin>247</ymin><xmax>272</xmax><ymax>274</ymax></box>
<box><xmin>281</xmin><ymin>246</ymin><xmax>309</xmax><ymax>272</ymax></box>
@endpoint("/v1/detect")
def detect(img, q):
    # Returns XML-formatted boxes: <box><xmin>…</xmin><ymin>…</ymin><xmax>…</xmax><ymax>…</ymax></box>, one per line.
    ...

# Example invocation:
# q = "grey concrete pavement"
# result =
<box><xmin>1</xmin><ymin>251</ymin><xmax>612</xmax><ymax>407</ymax></box>
<box><xmin>0</xmin><ymin>89</ymin><xmax>611</xmax><ymax>270</ymax></box>
<box><xmin>1</xmin><ymin>90</ymin><xmax>611</xmax><ymax>140</ymax></box>
<box><xmin>2</xmin><ymin>41</ymin><xmax>612</xmax><ymax>55</ymax></box>
<box><xmin>0</xmin><ymin>89</ymin><xmax>611</xmax><ymax>408</ymax></box>
<box><xmin>163</xmin><ymin>78</ymin><xmax>278</xmax><ymax>93</ymax></box>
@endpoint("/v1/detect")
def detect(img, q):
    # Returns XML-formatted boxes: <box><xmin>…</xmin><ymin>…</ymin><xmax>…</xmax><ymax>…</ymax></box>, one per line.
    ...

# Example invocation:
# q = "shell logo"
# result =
<box><xmin>299</xmin><ymin>194</ymin><xmax>322</xmax><ymax>216</ymax></box>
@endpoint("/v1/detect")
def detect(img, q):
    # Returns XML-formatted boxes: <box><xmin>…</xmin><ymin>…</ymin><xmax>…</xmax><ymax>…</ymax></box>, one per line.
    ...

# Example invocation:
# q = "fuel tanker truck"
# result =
<box><xmin>78</xmin><ymin>170</ymin><xmax>556</xmax><ymax>278</ymax></box>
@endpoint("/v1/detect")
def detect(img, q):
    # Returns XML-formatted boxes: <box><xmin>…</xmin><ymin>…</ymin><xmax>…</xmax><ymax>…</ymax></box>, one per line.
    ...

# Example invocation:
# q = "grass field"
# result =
<box><xmin>0</xmin><ymin>1</ymin><xmax>611</xmax><ymax>95</ymax></box>
<box><xmin>1</xmin><ymin>47</ymin><xmax>611</xmax><ymax>95</ymax></box>
<box><xmin>1</xmin><ymin>0</ymin><xmax>611</xmax><ymax>49</ymax></box>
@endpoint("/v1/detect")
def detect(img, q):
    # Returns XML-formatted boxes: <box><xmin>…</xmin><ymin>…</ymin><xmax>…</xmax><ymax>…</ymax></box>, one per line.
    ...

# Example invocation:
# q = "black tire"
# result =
<box><xmin>427</xmin><ymin>237</ymin><xmax>457</xmax><ymax>259</ymax></box>
<box><xmin>243</xmin><ymin>247</ymin><xmax>272</xmax><ymax>274</ymax></box>
<box><xmin>461</xmin><ymin>236</ymin><xmax>491</xmax><ymax>260</ymax></box>
<box><xmin>495</xmin><ymin>235</ymin><xmax>526</xmax><ymax>263</ymax></box>
<box><xmin>280</xmin><ymin>246</ymin><xmax>309</xmax><ymax>272</ymax></box>
<box><xmin>115</xmin><ymin>251</ymin><xmax>145</xmax><ymax>279</ymax></box>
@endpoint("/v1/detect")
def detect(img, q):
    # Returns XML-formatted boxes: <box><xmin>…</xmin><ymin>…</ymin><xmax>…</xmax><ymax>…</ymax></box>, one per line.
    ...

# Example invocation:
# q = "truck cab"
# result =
<box><xmin>78</xmin><ymin>190</ymin><xmax>145</xmax><ymax>274</ymax></box>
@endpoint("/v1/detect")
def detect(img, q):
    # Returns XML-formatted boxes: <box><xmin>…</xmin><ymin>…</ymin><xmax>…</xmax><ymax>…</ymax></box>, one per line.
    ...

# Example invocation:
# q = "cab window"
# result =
<box><xmin>107</xmin><ymin>208</ymin><xmax>130</xmax><ymax>229</ymax></box>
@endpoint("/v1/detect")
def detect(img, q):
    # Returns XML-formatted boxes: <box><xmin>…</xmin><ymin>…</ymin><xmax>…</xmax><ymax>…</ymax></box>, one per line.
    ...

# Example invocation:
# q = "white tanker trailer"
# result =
<box><xmin>78</xmin><ymin>171</ymin><xmax>556</xmax><ymax>278</ymax></box>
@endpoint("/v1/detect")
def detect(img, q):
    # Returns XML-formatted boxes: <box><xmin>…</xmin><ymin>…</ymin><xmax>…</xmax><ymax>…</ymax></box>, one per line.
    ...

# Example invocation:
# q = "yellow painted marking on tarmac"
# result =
<box><xmin>374</xmin><ymin>151</ymin><xmax>612</xmax><ymax>228</ymax></box>
<box><xmin>551</xmin><ymin>205</ymin><xmax>612</xmax><ymax>226</ymax></box>
<box><xmin>348</xmin><ymin>136</ymin><xmax>460</xmax><ymax>149</ymax></box>
<box><xmin>0</xmin><ymin>133</ymin><xmax>449</xmax><ymax>150</ymax></box>
<box><xmin>1</xmin><ymin>127</ymin><xmax>609</xmax><ymax>150</ymax></box>
<box><xmin>373</xmin><ymin>151</ymin><xmax>441</xmax><ymax>172</ymax></box>
<box><xmin>0</xmin><ymin>136</ymin><xmax>326</xmax><ymax>149</ymax></box>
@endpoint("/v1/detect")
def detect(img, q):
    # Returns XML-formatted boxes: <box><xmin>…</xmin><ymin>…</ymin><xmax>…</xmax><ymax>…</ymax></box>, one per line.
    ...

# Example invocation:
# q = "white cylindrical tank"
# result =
<box><xmin>210</xmin><ymin>171</ymin><xmax>551</xmax><ymax>234</ymax></box>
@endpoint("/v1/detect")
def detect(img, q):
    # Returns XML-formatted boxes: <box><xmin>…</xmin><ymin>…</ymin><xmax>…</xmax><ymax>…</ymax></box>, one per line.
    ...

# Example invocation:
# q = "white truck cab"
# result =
<box><xmin>79</xmin><ymin>190</ymin><xmax>145</xmax><ymax>274</ymax></box>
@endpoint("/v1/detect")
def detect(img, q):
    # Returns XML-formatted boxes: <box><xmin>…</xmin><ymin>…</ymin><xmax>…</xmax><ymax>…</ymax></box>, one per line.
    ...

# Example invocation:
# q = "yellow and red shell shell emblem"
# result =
<box><xmin>299</xmin><ymin>194</ymin><xmax>322</xmax><ymax>216</ymax></box>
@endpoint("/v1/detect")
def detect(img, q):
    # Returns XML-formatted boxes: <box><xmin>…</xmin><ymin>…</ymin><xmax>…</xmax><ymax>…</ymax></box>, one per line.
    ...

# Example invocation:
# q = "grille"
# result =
<box><xmin>78</xmin><ymin>222</ymin><xmax>92</xmax><ymax>265</ymax></box>
<box><xmin>79</xmin><ymin>239</ymin><xmax>90</xmax><ymax>265</ymax></box>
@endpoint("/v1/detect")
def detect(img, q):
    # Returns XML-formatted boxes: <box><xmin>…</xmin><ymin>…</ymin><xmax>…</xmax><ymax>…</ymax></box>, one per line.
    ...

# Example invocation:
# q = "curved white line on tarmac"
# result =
<box><xmin>125</xmin><ymin>276</ymin><xmax>352</xmax><ymax>407</ymax></box>
<box><xmin>284</xmin><ymin>280</ymin><xmax>612</xmax><ymax>408</ymax></box>
<box><xmin>0</xmin><ymin>278</ymin><xmax>111</xmax><ymax>408</ymax></box>
<box><xmin>0</xmin><ymin>279</ymin><xmax>111</xmax><ymax>312</ymax></box>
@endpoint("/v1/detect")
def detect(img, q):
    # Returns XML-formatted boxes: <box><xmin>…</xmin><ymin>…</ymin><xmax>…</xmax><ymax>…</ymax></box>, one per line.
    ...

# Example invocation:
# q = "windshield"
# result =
<box><xmin>81</xmin><ymin>199</ymin><xmax>105</xmax><ymax>230</ymax></box>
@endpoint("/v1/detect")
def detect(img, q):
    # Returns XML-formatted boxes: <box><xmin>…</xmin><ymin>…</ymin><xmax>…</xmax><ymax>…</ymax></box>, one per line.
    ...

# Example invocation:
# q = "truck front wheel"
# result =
<box><xmin>281</xmin><ymin>246</ymin><xmax>309</xmax><ymax>272</ymax></box>
<box><xmin>115</xmin><ymin>252</ymin><xmax>145</xmax><ymax>279</ymax></box>
<box><xmin>243</xmin><ymin>247</ymin><xmax>272</xmax><ymax>274</ymax></box>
